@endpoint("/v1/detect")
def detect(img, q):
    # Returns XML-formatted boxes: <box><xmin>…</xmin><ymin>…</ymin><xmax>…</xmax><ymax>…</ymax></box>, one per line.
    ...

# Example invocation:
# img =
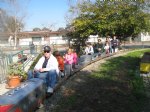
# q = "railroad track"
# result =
<box><xmin>0</xmin><ymin>48</ymin><xmax>148</xmax><ymax>112</ymax></box>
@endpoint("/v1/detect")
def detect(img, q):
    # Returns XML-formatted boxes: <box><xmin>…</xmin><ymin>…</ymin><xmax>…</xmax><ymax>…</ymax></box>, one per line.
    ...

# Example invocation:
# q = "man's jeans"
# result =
<box><xmin>27</xmin><ymin>70</ymin><xmax>57</xmax><ymax>88</ymax></box>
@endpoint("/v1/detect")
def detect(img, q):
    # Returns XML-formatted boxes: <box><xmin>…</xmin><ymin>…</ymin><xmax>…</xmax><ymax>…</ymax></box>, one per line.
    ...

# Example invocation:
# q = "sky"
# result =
<box><xmin>24</xmin><ymin>0</ymin><xmax>69</xmax><ymax>31</ymax></box>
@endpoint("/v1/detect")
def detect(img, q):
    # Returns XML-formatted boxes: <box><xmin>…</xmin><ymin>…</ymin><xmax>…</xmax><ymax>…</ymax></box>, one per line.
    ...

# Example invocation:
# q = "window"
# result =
<box><xmin>32</xmin><ymin>37</ymin><xmax>41</xmax><ymax>42</ymax></box>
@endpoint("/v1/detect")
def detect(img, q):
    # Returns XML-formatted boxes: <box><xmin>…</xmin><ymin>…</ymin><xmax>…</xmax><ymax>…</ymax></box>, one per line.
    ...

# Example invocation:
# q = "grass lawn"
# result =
<box><xmin>51</xmin><ymin>49</ymin><xmax>150</xmax><ymax>112</ymax></box>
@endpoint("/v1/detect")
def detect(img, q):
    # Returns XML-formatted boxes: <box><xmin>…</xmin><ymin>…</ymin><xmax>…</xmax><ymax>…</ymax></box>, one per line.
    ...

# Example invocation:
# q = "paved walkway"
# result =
<box><xmin>0</xmin><ymin>83</ymin><xmax>10</xmax><ymax>95</ymax></box>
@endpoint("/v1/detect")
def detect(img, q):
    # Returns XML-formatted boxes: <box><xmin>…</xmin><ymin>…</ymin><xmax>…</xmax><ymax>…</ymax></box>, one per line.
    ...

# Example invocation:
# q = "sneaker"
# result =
<box><xmin>61</xmin><ymin>72</ymin><xmax>65</xmax><ymax>78</ymax></box>
<box><xmin>47</xmin><ymin>87</ymin><xmax>53</xmax><ymax>93</ymax></box>
<box><xmin>38</xmin><ymin>103</ymin><xmax>44</xmax><ymax>108</ymax></box>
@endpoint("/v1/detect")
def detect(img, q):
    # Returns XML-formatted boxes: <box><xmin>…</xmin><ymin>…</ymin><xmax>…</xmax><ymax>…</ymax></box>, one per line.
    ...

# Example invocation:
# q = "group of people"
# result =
<box><xmin>84</xmin><ymin>35</ymin><xmax>120</xmax><ymax>55</ymax></box>
<box><xmin>53</xmin><ymin>48</ymin><xmax>78</xmax><ymax>76</ymax></box>
<box><xmin>27</xmin><ymin>35</ymin><xmax>119</xmax><ymax>94</ymax></box>
<box><xmin>27</xmin><ymin>46</ymin><xmax>78</xmax><ymax>94</ymax></box>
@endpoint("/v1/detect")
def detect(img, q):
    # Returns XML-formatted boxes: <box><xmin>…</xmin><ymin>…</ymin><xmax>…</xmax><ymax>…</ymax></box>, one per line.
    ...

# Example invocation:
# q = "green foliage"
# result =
<box><xmin>29</xmin><ymin>53</ymin><xmax>43</xmax><ymax>70</ymax></box>
<box><xmin>8</xmin><ymin>63</ymin><xmax>27</xmax><ymax>79</ymax></box>
<box><xmin>67</xmin><ymin>0</ymin><xmax>150</xmax><ymax>40</ymax></box>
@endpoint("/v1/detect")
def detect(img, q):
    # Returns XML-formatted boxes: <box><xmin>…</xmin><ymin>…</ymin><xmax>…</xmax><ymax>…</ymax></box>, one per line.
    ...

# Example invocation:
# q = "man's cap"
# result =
<box><xmin>43</xmin><ymin>46</ymin><xmax>51</xmax><ymax>51</ymax></box>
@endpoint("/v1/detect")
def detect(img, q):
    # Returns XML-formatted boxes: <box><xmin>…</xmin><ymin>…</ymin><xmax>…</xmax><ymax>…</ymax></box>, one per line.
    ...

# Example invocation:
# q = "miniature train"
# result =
<box><xmin>0</xmin><ymin>52</ymin><xmax>118</xmax><ymax>112</ymax></box>
<box><xmin>0</xmin><ymin>78</ymin><xmax>46</xmax><ymax>112</ymax></box>
<box><xmin>140</xmin><ymin>52</ymin><xmax>150</xmax><ymax>76</ymax></box>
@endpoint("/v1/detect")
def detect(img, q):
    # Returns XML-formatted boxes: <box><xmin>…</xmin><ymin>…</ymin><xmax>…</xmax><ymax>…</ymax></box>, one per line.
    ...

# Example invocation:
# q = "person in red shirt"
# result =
<box><xmin>53</xmin><ymin>51</ymin><xmax>65</xmax><ymax>77</ymax></box>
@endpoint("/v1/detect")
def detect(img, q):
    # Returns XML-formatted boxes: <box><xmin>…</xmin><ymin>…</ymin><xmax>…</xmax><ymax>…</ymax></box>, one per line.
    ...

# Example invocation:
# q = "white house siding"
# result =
<box><xmin>19</xmin><ymin>38</ymin><xmax>32</xmax><ymax>45</ymax></box>
<box><xmin>19</xmin><ymin>37</ymin><xmax>44</xmax><ymax>46</ymax></box>
<box><xmin>88</xmin><ymin>35</ymin><xmax>99</xmax><ymax>43</ymax></box>
<box><xmin>49</xmin><ymin>35</ymin><xmax>68</xmax><ymax>45</ymax></box>
<box><xmin>141</xmin><ymin>32</ymin><xmax>150</xmax><ymax>41</ymax></box>
<box><xmin>19</xmin><ymin>36</ymin><xmax>68</xmax><ymax>46</ymax></box>
<box><xmin>135</xmin><ymin>32</ymin><xmax>150</xmax><ymax>42</ymax></box>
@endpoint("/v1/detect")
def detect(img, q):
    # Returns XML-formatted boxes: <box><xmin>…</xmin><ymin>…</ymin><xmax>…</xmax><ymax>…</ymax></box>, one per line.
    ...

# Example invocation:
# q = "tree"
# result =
<box><xmin>66</xmin><ymin>0</ymin><xmax>150</xmax><ymax>42</ymax></box>
<box><xmin>57</xmin><ymin>27</ymin><xmax>65</xmax><ymax>32</ymax></box>
<box><xmin>32</xmin><ymin>27</ymin><xmax>41</xmax><ymax>31</ymax></box>
<box><xmin>0</xmin><ymin>0</ymin><xmax>29</xmax><ymax>47</ymax></box>
<box><xmin>42</xmin><ymin>27</ymin><xmax>50</xmax><ymax>31</ymax></box>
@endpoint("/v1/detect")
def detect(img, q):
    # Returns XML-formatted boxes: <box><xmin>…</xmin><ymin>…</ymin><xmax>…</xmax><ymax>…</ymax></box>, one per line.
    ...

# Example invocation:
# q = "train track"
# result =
<box><xmin>0</xmin><ymin>48</ymin><xmax>149</xmax><ymax>112</ymax></box>
<box><xmin>36</xmin><ymin>49</ymin><xmax>135</xmax><ymax>112</ymax></box>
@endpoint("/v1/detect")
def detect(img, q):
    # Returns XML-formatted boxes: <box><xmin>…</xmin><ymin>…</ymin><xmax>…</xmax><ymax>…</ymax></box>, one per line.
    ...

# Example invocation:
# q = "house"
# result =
<box><xmin>18</xmin><ymin>31</ymin><xmax>68</xmax><ymax>46</ymax></box>
<box><xmin>0</xmin><ymin>31</ymin><xmax>104</xmax><ymax>47</ymax></box>
<box><xmin>0</xmin><ymin>31</ymin><xmax>68</xmax><ymax>46</ymax></box>
<box><xmin>2</xmin><ymin>30</ymin><xmax>149</xmax><ymax>47</ymax></box>
<box><xmin>0</xmin><ymin>33</ymin><xmax>11</xmax><ymax>46</ymax></box>
<box><xmin>134</xmin><ymin>32</ymin><xmax>150</xmax><ymax>42</ymax></box>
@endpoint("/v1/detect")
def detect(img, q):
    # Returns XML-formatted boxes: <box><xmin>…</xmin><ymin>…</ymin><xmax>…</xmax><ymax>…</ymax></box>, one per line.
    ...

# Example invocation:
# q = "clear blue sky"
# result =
<box><xmin>24</xmin><ymin>0</ymin><xmax>69</xmax><ymax>31</ymax></box>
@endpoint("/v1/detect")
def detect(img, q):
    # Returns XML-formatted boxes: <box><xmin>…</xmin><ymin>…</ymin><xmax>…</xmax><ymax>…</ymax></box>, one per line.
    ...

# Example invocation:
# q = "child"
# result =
<box><xmin>72</xmin><ymin>48</ymin><xmax>78</xmax><ymax>69</ymax></box>
<box><xmin>53</xmin><ymin>51</ymin><xmax>64</xmax><ymax>78</ymax></box>
<box><xmin>104</xmin><ymin>41</ymin><xmax>110</xmax><ymax>55</ymax></box>
<box><xmin>64</xmin><ymin>48</ymin><xmax>74</xmax><ymax>76</ymax></box>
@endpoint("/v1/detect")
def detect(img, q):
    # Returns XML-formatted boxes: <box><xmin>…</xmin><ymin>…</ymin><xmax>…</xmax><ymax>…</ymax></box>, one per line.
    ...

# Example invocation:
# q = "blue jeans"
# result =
<box><xmin>27</xmin><ymin>70</ymin><xmax>57</xmax><ymax>88</ymax></box>
<box><xmin>27</xmin><ymin>70</ymin><xmax>34</xmax><ymax>80</ymax></box>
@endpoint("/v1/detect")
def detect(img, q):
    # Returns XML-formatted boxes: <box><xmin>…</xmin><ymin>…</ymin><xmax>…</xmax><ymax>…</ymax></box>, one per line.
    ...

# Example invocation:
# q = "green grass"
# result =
<box><xmin>93</xmin><ymin>49</ymin><xmax>150</xmax><ymax>95</ymax></box>
<box><xmin>53</xmin><ymin>95</ymin><xmax>78</xmax><ymax>112</ymax></box>
<box><xmin>91</xmin><ymin>49</ymin><xmax>150</xmax><ymax>111</ymax></box>
<box><xmin>51</xmin><ymin>49</ymin><xmax>150</xmax><ymax>112</ymax></box>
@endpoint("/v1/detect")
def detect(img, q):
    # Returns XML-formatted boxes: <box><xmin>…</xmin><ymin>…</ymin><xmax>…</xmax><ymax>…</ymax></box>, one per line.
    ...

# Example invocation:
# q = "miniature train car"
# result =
<box><xmin>140</xmin><ymin>52</ymin><xmax>150</xmax><ymax>73</ymax></box>
<box><xmin>0</xmin><ymin>78</ymin><xmax>46</xmax><ymax>112</ymax></box>
<box><xmin>0</xmin><ymin>52</ymin><xmax>117</xmax><ymax>112</ymax></box>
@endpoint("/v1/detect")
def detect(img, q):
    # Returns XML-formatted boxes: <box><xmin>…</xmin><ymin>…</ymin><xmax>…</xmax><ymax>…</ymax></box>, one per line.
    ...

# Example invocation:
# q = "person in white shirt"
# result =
<box><xmin>28</xmin><ymin>46</ymin><xmax>59</xmax><ymax>93</ymax></box>
<box><xmin>84</xmin><ymin>44</ymin><xmax>90</xmax><ymax>55</ymax></box>
<box><xmin>104</xmin><ymin>41</ymin><xmax>110</xmax><ymax>54</ymax></box>
<box><xmin>84</xmin><ymin>43</ymin><xmax>94</xmax><ymax>55</ymax></box>
<box><xmin>88</xmin><ymin>43</ymin><xmax>94</xmax><ymax>55</ymax></box>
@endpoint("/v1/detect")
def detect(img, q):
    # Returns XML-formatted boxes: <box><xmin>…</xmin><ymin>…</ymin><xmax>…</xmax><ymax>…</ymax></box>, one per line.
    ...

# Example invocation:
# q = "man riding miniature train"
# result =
<box><xmin>27</xmin><ymin>46</ymin><xmax>59</xmax><ymax>93</ymax></box>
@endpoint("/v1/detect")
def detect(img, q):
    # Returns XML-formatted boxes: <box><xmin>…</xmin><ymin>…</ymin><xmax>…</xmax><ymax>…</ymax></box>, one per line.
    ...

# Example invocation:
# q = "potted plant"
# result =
<box><xmin>6</xmin><ymin>63</ymin><xmax>27</xmax><ymax>88</ymax></box>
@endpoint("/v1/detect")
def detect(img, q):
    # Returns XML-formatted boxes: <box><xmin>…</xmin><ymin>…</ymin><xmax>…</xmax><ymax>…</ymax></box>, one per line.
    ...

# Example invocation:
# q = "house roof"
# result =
<box><xmin>0</xmin><ymin>31</ymin><xmax>67</xmax><ymax>39</ymax></box>
<box><xmin>18</xmin><ymin>31</ymin><xmax>60</xmax><ymax>37</ymax></box>
<box><xmin>20</xmin><ymin>31</ymin><xmax>60</xmax><ymax>35</ymax></box>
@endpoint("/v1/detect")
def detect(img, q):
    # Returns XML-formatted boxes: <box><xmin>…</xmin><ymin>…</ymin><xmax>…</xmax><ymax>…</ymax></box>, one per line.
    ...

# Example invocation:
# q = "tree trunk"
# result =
<box><xmin>129</xmin><ymin>37</ymin><xmax>132</xmax><ymax>43</ymax></box>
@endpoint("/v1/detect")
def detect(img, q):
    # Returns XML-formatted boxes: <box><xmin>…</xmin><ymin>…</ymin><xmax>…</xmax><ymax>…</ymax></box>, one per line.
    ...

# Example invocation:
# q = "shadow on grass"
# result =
<box><xmin>54</xmin><ymin>55</ymin><xmax>150</xmax><ymax>112</ymax></box>
<box><xmin>50</xmin><ymin>49</ymin><xmax>150</xmax><ymax>112</ymax></box>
